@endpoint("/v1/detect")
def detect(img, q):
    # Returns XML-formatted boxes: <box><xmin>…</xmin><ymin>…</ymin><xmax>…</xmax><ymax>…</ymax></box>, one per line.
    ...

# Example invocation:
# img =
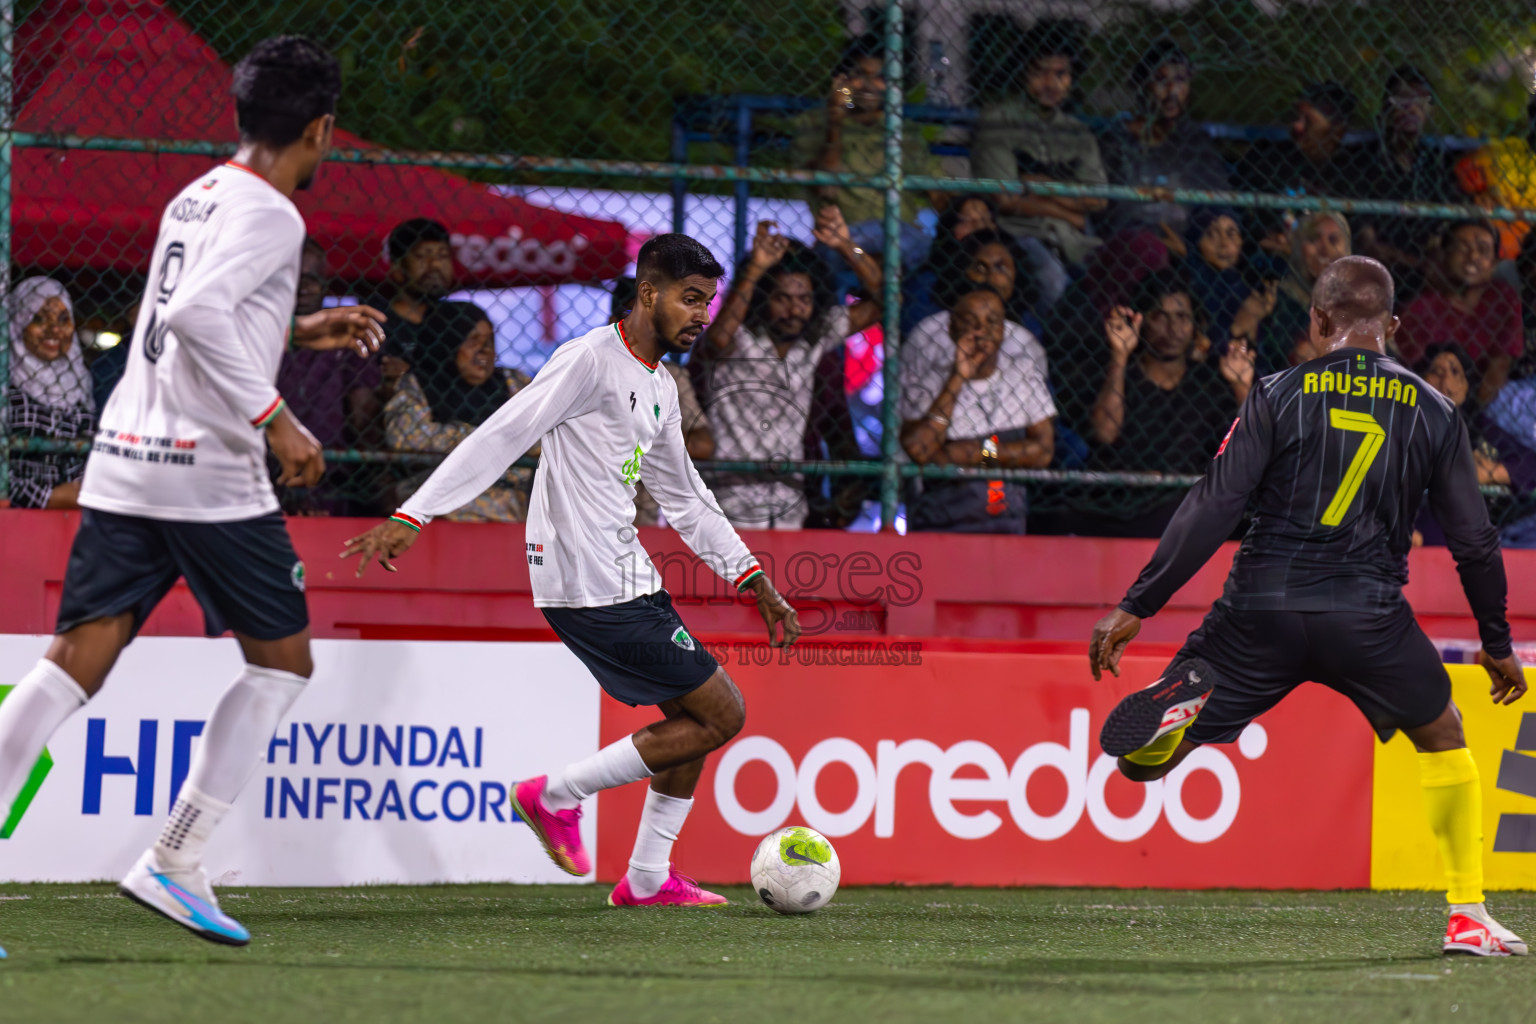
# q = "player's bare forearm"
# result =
<box><xmin>749</xmin><ymin>576</ymin><xmax>801</xmax><ymax>648</ymax></box>
<box><xmin>340</xmin><ymin>519</ymin><xmax>419</xmax><ymax>577</ymax></box>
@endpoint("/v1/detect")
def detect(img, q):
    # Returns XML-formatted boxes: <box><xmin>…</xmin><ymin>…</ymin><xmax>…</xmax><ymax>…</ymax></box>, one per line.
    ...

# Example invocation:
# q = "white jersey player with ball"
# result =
<box><xmin>0</xmin><ymin>36</ymin><xmax>384</xmax><ymax>952</ymax></box>
<box><xmin>346</xmin><ymin>233</ymin><xmax>802</xmax><ymax>907</ymax></box>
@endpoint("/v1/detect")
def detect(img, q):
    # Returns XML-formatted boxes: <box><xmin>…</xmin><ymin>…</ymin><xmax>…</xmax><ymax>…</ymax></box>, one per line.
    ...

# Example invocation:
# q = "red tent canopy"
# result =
<box><xmin>13</xmin><ymin>0</ymin><xmax>629</xmax><ymax>286</ymax></box>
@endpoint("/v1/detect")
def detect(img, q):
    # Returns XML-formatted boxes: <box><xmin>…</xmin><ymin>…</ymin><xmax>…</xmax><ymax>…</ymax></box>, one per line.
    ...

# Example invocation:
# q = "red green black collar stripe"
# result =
<box><xmin>734</xmin><ymin>565</ymin><xmax>764</xmax><ymax>591</ymax></box>
<box><xmin>251</xmin><ymin>397</ymin><xmax>286</xmax><ymax>428</ymax></box>
<box><xmin>390</xmin><ymin>512</ymin><xmax>424</xmax><ymax>532</ymax></box>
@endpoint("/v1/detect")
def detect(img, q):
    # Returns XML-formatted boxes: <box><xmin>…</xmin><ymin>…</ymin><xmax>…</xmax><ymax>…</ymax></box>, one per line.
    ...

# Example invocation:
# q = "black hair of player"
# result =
<box><xmin>1019</xmin><ymin>18</ymin><xmax>1086</xmax><ymax>80</ymax></box>
<box><xmin>232</xmin><ymin>36</ymin><xmax>340</xmax><ymax>148</ymax></box>
<box><xmin>388</xmin><ymin>218</ymin><xmax>451</xmax><ymax>263</ymax></box>
<box><xmin>1131</xmin><ymin>266</ymin><xmax>1194</xmax><ymax>315</ymax></box>
<box><xmin>1132</xmin><ymin>38</ymin><xmax>1191</xmax><ymax>91</ymax></box>
<box><xmin>302</xmin><ymin>235</ymin><xmax>325</xmax><ymax>256</ymax></box>
<box><xmin>610</xmin><ymin>276</ymin><xmax>638</xmax><ymax>323</ymax></box>
<box><xmin>835</xmin><ymin>33</ymin><xmax>882</xmax><ymax>77</ymax></box>
<box><xmin>1383</xmin><ymin>63</ymin><xmax>1432</xmax><ymax>101</ymax></box>
<box><xmin>1300</xmin><ymin>80</ymin><xmax>1358</xmax><ymax>124</ymax></box>
<box><xmin>933</xmin><ymin>228</ymin><xmax>1036</xmax><ymax>323</ymax></box>
<box><xmin>743</xmin><ymin>239</ymin><xmax>838</xmax><ymax>341</ymax></box>
<box><xmin>635</xmin><ymin>234</ymin><xmax>725</xmax><ymax>287</ymax></box>
<box><xmin>950</xmin><ymin>282</ymin><xmax>1007</xmax><ymax>314</ymax></box>
<box><xmin>1441</xmin><ymin>218</ymin><xmax>1498</xmax><ymax>253</ymax></box>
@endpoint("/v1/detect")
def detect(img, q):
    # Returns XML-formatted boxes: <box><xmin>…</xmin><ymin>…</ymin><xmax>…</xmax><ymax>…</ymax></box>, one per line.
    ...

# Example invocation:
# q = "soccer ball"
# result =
<box><xmin>750</xmin><ymin>825</ymin><xmax>840</xmax><ymax>914</ymax></box>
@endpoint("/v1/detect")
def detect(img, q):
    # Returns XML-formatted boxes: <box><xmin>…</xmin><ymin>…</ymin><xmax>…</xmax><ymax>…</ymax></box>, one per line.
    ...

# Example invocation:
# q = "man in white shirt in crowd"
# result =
<box><xmin>0</xmin><ymin>36</ymin><xmax>385</xmax><ymax>951</ymax></box>
<box><xmin>693</xmin><ymin>208</ymin><xmax>882</xmax><ymax>529</ymax></box>
<box><xmin>899</xmin><ymin>286</ymin><xmax>1056</xmax><ymax>533</ymax></box>
<box><xmin>343</xmin><ymin>234</ymin><xmax>801</xmax><ymax>907</ymax></box>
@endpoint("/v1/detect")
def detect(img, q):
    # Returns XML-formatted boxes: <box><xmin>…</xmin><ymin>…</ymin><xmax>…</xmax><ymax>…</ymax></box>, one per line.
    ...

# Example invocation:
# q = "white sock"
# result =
<box><xmin>154</xmin><ymin>784</ymin><xmax>231</xmax><ymax>871</ymax></box>
<box><xmin>627</xmin><ymin>788</ymin><xmax>693</xmax><ymax>898</ymax></box>
<box><xmin>544</xmin><ymin>735</ymin><xmax>653</xmax><ymax>811</ymax></box>
<box><xmin>0</xmin><ymin>660</ymin><xmax>87</xmax><ymax>815</ymax></box>
<box><xmin>185</xmin><ymin>664</ymin><xmax>307</xmax><ymax>804</ymax></box>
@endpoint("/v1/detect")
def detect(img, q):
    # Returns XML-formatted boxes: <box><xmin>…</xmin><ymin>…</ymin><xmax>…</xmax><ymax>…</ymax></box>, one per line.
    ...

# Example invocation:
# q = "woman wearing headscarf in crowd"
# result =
<box><xmin>385</xmin><ymin>301</ymin><xmax>536</xmax><ymax>522</ymax></box>
<box><xmin>1177</xmin><ymin>205</ymin><xmax>1279</xmax><ymax>359</ymax></box>
<box><xmin>1262</xmin><ymin>211</ymin><xmax>1352</xmax><ymax>370</ymax></box>
<box><xmin>901</xmin><ymin>196</ymin><xmax>998</xmax><ymax>334</ymax></box>
<box><xmin>7</xmin><ymin>277</ymin><xmax>94</xmax><ymax>509</ymax></box>
<box><xmin>1412</xmin><ymin>342</ymin><xmax>1526</xmax><ymax>546</ymax></box>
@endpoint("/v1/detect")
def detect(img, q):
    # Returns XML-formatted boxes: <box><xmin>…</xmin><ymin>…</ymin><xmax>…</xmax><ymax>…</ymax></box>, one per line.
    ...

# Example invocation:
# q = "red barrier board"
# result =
<box><xmin>598</xmin><ymin>649</ymin><xmax>1374</xmax><ymax>889</ymax></box>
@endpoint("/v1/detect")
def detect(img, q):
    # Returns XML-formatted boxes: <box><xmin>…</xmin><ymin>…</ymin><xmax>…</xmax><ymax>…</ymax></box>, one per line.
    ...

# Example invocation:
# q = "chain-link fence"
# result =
<box><xmin>5</xmin><ymin>0</ymin><xmax>1536</xmax><ymax>542</ymax></box>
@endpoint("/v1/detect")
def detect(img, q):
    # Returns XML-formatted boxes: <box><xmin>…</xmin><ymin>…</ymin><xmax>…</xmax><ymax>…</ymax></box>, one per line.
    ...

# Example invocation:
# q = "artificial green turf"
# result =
<box><xmin>2</xmin><ymin>884</ymin><xmax>1534</xmax><ymax>1023</ymax></box>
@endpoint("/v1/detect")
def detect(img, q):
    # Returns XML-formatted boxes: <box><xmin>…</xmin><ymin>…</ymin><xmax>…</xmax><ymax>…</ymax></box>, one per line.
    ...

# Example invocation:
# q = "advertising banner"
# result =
<box><xmin>1371</xmin><ymin>664</ymin><xmax>1536</xmax><ymax>892</ymax></box>
<box><xmin>598</xmin><ymin>647</ymin><xmax>1375</xmax><ymax>888</ymax></box>
<box><xmin>0</xmin><ymin>636</ymin><xmax>600</xmax><ymax>885</ymax></box>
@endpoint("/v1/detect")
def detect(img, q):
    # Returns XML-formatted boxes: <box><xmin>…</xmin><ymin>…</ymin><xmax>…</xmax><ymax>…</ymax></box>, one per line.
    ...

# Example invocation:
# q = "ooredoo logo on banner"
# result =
<box><xmin>0</xmin><ymin>636</ymin><xmax>600</xmax><ymax>885</ymax></box>
<box><xmin>597</xmin><ymin>650</ymin><xmax>1376</xmax><ymax>888</ymax></box>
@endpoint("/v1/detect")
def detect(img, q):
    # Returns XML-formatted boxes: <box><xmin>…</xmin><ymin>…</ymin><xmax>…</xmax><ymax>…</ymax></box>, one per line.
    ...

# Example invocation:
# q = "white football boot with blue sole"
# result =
<box><xmin>119</xmin><ymin>849</ymin><xmax>249</xmax><ymax>946</ymax></box>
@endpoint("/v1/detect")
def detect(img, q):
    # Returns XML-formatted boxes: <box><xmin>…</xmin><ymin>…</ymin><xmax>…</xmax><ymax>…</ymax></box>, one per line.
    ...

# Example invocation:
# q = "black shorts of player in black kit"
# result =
<box><xmin>541</xmin><ymin>589</ymin><xmax>719</xmax><ymax>707</ymax></box>
<box><xmin>1169</xmin><ymin>598</ymin><xmax>1451</xmax><ymax>745</ymax></box>
<box><xmin>55</xmin><ymin>508</ymin><xmax>310</xmax><ymax>641</ymax></box>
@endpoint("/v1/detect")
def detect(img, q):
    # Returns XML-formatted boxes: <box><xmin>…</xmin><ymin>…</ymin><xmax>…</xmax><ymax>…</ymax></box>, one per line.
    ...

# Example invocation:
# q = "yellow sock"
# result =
<box><xmin>1124</xmin><ymin>724</ymin><xmax>1188</xmax><ymax>767</ymax></box>
<box><xmin>1418</xmin><ymin>748</ymin><xmax>1484</xmax><ymax>905</ymax></box>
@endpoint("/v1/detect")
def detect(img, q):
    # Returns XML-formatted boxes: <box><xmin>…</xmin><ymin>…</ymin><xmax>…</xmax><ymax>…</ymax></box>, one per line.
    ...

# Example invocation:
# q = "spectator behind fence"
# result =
<box><xmin>1478</xmin><ymin>358</ymin><xmax>1536</xmax><ymax>547</ymax></box>
<box><xmin>1096</xmin><ymin>40</ymin><xmax>1230</xmax><ymax>241</ymax></box>
<box><xmin>696</xmin><ymin>209</ymin><xmax>878</xmax><ymax>530</ymax></box>
<box><xmin>7</xmin><ymin>278</ymin><xmax>93</xmax><ymax>510</ymax></box>
<box><xmin>1454</xmin><ymin>93</ymin><xmax>1536</xmax><ymax>262</ymax></box>
<box><xmin>1338</xmin><ymin>65</ymin><xmax>1457</xmax><ymax>299</ymax></box>
<box><xmin>386</xmin><ymin>302</ymin><xmax>534</xmax><ymax>522</ymax></box>
<box><xmin>1176</xmin><ymin>206</ymin><xmax>1279</xmax><ymax>356</ymax></box>
<box><xmin>933</xmin><ymin>229</ymin><xmax>1035</xmax><ymax>329</ymax></box>
<box><xmin>793</xmin><ymin>34</ymin><xmax>946</xmax><ymax>292</ymax></box>
<box><xmin>1519</xmin><ymin>230</ymin><xmax>1536</xmax><ymax>374</ymax></box>
<box><xmin>274</xmin><ymin>237</ymin><xmax>383</xmax><ymax>513</ymax></box>
<box><xmin>1262</xmin><ymin>211</ymin><xmax>1351</xmax><ymax>369</ymax></box>
<box><xmin>607</xmin><ymin>277</ymin><xmax>715</xmax><ymax>528</ymax></box>
<box><xmin>903</xmin><ymin>196</ymin><xmax>997</xmax><ymax>332</ymax></box>
<box><xmin>1234</xmin><ymin>81</ymin><xmax>1357</xmax><ymax>199</ymax></box>
<box><xmin>1080</xmin><ymin>268</ymin><xmax>1251</xmax><ymax>536</ymax></box>
<box><xmin>379</xmin><ymin>217</ymin><xmax>461</xmax><ymax>391</ymax></box>
<box><xmin>1396</xmin><ymin>219</ymin><xmax>1521</xmax><ymax>404</ymax></box>
<box><xmin>899</xmin><ymin>286</ymin><xmax>1055</xmax><ymax>534</ymax></box>
<box><xmin>968</xmin><ymin>18</ymin><xmax>1107</xmax><ymax>314</ymax></box>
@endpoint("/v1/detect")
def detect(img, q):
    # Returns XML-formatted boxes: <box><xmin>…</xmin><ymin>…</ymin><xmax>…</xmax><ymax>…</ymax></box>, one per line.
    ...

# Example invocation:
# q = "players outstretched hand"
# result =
<box><xmin>340</xmin><ymin>519</ymin><xmax>420</xmax><ymax>577</ymax></box>
<box><xmin>1089</xmin><ymin>608</ymin><xmax>1143</xmax><ymax>680</ymax></box>
<box><xmin>748</xmin><ymin>576</ymin><xmax>801</xmax><ymax>648</ymax></box>
<box><xmin>1477</xmin><ymin>649</ymin><xmax>1528</xmax><ymax>705</ymax></box>
<box><xmin>266</xmin><ymin>409</ymin><xmax>324</xmax><ymax>488</ymax></box>
<box><xmin>294</xmin><ymin>305</ymin><xmax>387</xmax><ymax>358</ymax></box>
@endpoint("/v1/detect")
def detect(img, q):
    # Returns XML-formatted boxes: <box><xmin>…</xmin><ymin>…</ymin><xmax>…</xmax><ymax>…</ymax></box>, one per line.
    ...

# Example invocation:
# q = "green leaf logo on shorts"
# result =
<box><xmin>671</xmin><ymin>626</ymin><xmax>695</xmax><ymax>651</ymax></box>
<box><xmin>779</xmin><ymin>826</ymin><xmax>832</xmax><ymax>865</ymax></box>
<box><xmin>291</xmin><ymin>560</ymin><xmax>306</xmax><ymax>592</ymax></box>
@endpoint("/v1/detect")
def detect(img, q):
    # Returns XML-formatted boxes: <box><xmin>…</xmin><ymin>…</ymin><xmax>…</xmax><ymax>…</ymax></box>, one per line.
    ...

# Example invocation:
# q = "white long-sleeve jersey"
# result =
<box><xmin>396</xmin><ymin>323</ymin><xmax>763</xmax><ymax>608</ymax></box>
<box><xmin>80</xmin><ymin>162</ymin><xmax>302</xmax><ymax>522</ymax></box>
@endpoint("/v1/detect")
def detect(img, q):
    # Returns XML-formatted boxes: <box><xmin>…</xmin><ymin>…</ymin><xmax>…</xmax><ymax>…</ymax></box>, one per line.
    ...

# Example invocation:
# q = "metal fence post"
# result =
<box><xmin>0</xmin><ymin>0</ymin><xmax>12</xmax><ymax>504</ymax></box>
<box><xmin>877</xmin><ymin>0</ymin><xmax>904</xmax><ymax>531</ymax></box>
<box><xmin>670</xmin><ymin>107</ymin><xmax>688</xmax><ymax>235</ymax></box>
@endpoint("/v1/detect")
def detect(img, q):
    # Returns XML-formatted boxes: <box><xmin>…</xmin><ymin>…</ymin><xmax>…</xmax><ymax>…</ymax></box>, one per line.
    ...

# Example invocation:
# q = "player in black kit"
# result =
<box><xmin>1088</xmin><ymin>256</ymin><xmax>1528</xmax><ymax>957</ymax></box>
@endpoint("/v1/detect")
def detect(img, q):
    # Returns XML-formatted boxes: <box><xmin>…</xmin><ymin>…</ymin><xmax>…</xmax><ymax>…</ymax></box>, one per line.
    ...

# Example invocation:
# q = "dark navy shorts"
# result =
<box><xmin>56</xmin><ymin>508</ymin><xmax>310</xmax><ymax>642</ymax></box>
<box><xmin>541</xmin><ymin>590</ymin><xmax>720</xmax><ymax>707</ymax></box>
<box><xmin>1173</xmin><ymin>599</ymin><xmax>1450</xmax><ymax>746</ymax></box>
